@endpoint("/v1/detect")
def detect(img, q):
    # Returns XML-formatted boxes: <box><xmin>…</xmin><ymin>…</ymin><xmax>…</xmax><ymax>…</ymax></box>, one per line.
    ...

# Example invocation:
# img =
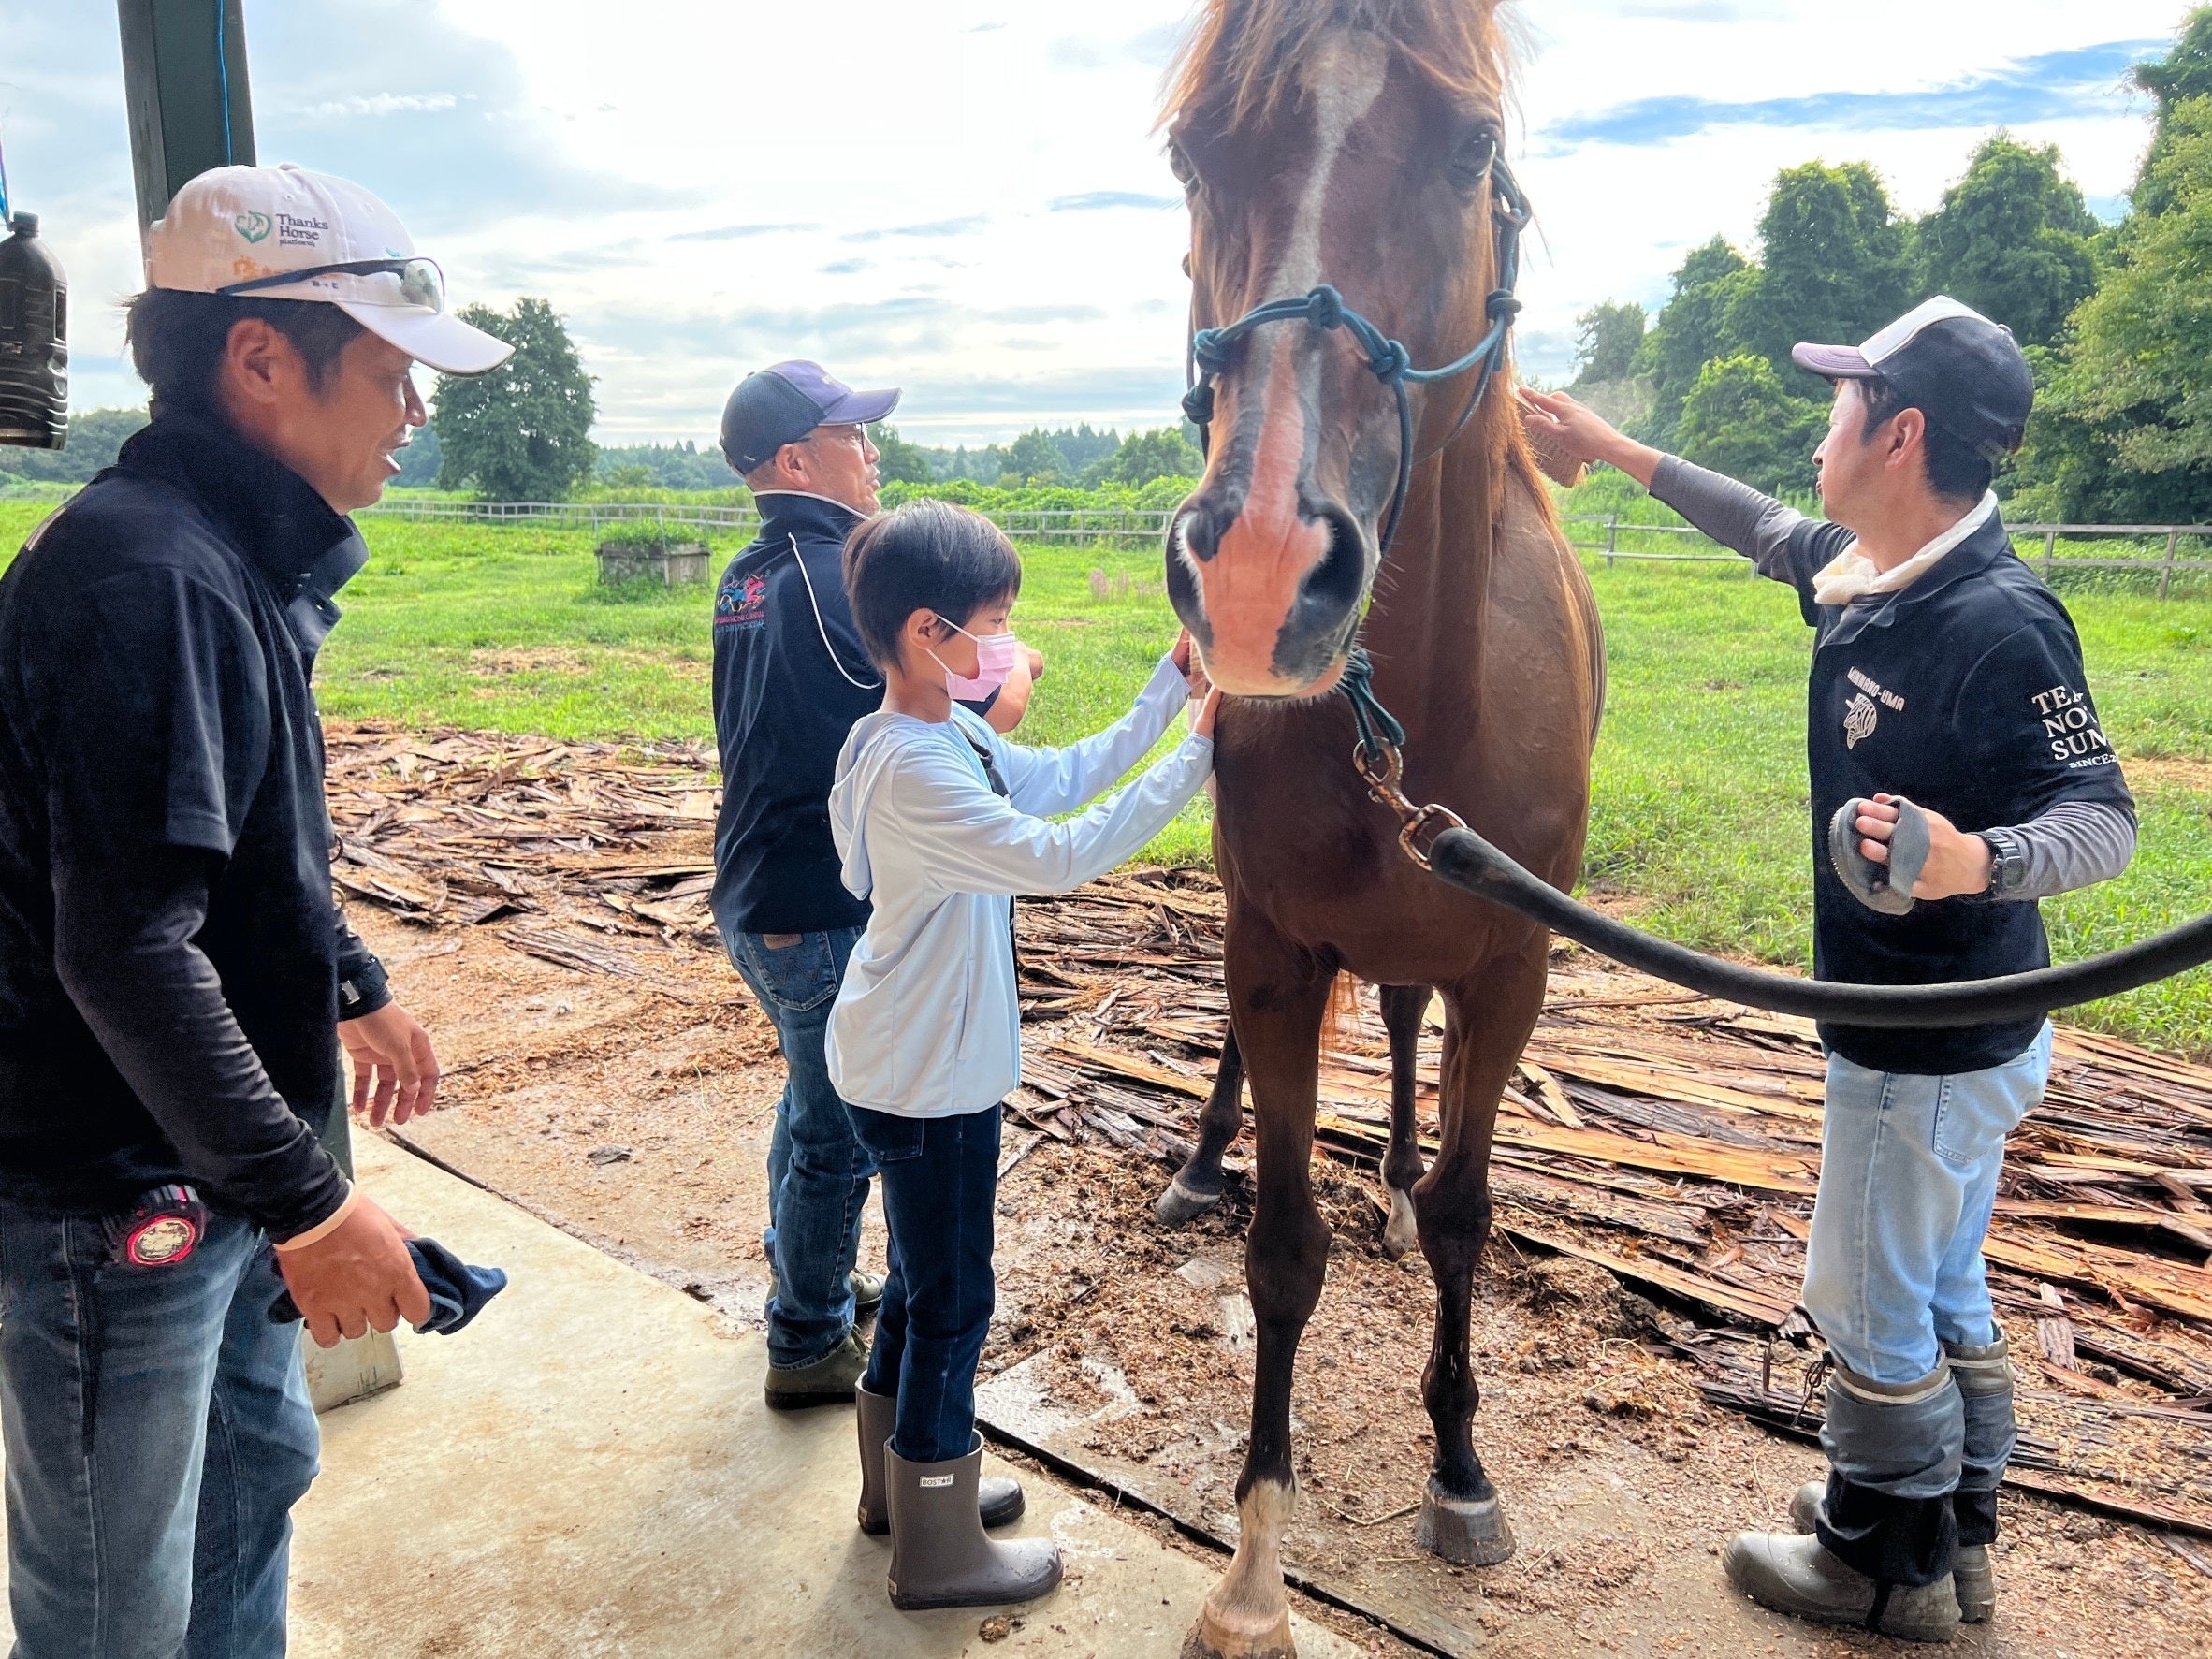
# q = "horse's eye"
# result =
<box><xmin>1168</xmin><ymin>142</ymin><xmax>1200</xmax><ymax>191</ymax></box>
<box><xmin>1448</xmin><ymin>127</ymin><xmax>1499</xmax><ymax>187</ymax></box>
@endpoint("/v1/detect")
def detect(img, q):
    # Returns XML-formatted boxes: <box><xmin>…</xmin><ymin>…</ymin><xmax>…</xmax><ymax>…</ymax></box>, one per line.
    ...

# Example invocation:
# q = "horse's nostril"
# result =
<box><xmin>1295</xmin><ymin>505</ymin><xmax>1370</xmax><ymax>627</ymax></box>
<box><xmin>1176</xmin><ymin>504</ymin><xmax>1220</xmax><ymax>564</ymax></box>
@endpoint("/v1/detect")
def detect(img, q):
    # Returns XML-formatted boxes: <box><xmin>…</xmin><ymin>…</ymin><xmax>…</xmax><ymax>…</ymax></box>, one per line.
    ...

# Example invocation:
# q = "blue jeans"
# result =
<box><xmin>1803</xmin><ymin>1022</ymin><xmax>2048</xmax><ymax>1572</ymax></box>
<box><xmin>0</xmin><ymin>1205</ymin><xmax>318</xmax><ymax>1659</ymax></box>
<box><xmin>851</xmin><ymin>1105</ymin><xmax>1001</xmax><ymax>1464</ymax></box>
<box><xmin>1805</xmin><ymin>1025</ymin><xmax>2051</xmax><ymax>1387</ymax></box>
<box><xmin>721</xmin><ymin>925</ymin><xmax>875</xmax><ymax>1370</ymax></box>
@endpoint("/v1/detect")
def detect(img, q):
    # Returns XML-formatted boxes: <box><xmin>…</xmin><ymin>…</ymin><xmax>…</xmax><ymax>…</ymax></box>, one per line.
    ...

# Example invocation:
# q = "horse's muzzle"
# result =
<box><xmin>1167</xmin><ymin>496</ymin><xmax>1371</xmax><ymax>699</ymax></box>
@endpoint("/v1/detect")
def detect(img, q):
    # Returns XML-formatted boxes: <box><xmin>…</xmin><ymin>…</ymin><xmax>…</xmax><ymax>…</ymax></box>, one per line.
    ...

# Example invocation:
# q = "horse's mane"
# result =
<box><xmin>1164</xmin><ymin>0</ymin><xmax>1509</xmax><ymax>126</ymax></box>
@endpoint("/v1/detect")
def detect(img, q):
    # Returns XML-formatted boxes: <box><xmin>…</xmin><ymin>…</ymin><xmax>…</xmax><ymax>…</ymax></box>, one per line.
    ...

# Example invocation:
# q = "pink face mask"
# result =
<box><xmin>931</xmin><ymin>617</ymin><xmax>1020</xmax><ymax>701</ymax></box>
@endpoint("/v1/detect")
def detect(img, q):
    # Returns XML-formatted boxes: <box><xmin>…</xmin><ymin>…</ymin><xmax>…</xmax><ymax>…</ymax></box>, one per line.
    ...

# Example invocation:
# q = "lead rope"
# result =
<box><xmin>1334</xmin><ymin>650</ymin><xmax>1468</xmax><ymax>871</ymax></box>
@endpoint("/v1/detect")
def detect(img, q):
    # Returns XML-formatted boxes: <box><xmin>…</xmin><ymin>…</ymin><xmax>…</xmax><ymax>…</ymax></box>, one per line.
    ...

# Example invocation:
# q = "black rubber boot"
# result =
<box><xmin>1724</xmin><ymin>1530</ymin><xmax>1959</xmax><ymax>1643</ymax></box>
<box><xmin>1943</xmin><ymin>1334</ymin><xmax>2014</xmax><ymax>1623</ymax></box>
<box><xmin>884</xmin><ymin>1434</ymin><xmax>1062</xmax><ymax>1612</ymax></box>
<box><xmin>1794</xmin><ymin>1472</ymin><xmax>1989</xmax><ymax>1623</ymax></box>
<box><xmin>856</xmin><ymin>1383</ymin><xmax>1024</xmax><ymax>1536</ymax></box>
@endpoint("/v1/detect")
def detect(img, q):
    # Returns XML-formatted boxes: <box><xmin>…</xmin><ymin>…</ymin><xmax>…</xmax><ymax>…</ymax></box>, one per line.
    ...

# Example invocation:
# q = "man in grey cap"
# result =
<box><xmin>1525</xmin><ymin>297</ymin><xmax>2136</xmax><ymax>1642</ymax></box>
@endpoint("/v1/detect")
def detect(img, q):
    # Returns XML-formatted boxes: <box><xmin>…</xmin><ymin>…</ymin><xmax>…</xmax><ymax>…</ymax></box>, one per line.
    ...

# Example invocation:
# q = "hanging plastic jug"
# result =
<box><xmin>0</xmin><ymin>212</ymin><xmax>67</xmax><ymax>450</ymax></box>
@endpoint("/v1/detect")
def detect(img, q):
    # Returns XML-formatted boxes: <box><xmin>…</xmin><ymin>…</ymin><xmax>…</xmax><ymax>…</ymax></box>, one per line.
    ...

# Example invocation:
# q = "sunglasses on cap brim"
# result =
<box><xmin>218</xmin><ymin>256</ymin><xmax>447</xmax><ymax>313</ymax></box>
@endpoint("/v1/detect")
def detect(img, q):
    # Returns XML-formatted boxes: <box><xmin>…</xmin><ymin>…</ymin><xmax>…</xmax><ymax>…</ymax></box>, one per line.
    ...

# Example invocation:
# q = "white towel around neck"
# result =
<box><xmin>1810</xmin><ymin>492</ymin><xmax>2000</xmax><ymax>607</ymax></box>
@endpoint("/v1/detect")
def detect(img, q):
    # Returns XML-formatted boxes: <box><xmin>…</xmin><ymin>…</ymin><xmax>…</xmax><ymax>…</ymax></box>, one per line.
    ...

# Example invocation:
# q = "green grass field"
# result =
<box><xmin>6</xmin><ymin>498</ymin><xmax>2210</xmax><ymax>1054</ymax></box>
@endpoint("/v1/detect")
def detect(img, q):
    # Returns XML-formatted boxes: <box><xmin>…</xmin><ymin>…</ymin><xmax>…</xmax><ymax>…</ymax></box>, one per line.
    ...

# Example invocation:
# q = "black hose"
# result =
<box><xmin>1427</xmin><ymin>825</ymin><xmax>2212</xmax><ymax>1027</ymax></box>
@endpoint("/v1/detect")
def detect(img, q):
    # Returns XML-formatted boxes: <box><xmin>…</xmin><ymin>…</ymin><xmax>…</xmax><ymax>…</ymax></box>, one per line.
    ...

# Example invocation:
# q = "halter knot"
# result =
<box><xmin>1191</xmin><ymin>329</ymin><xmax>1233</xmax><ymax>376</ymax></box>
<box><xmin>1486</xmin><ymin>288</ymin><xmax>1522</xmax><ymax>321</ymax></box>
<box><xmin>1367</xmin><ymin>339</ymin><xmax>1411</xmax><ymax>381</ymax></box>
<box><xmin>1302</xmin><ymin>285</ymin><xmax>1347</xmax><ymax>332</ymax></box>
<box><xmin>1181</xmin><ymin>383</ymin><xmax>1217</xmax><ymax>427</ymax></box>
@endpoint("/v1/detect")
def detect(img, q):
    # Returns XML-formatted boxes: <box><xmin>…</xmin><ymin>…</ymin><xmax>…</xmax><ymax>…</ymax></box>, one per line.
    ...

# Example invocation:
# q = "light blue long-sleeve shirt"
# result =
<box><xmin>824</xmin><ymin>655</ymin><xmax>1213</xmax><ymax>1117</ymax></box>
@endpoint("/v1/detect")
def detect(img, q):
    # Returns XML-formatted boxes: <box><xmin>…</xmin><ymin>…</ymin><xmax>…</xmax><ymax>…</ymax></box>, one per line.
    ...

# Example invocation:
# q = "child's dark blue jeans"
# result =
<box><xmin>847</xmin><ymin>1102</ymin><xmax>1002</xmax><ymax>1463</ymax></box>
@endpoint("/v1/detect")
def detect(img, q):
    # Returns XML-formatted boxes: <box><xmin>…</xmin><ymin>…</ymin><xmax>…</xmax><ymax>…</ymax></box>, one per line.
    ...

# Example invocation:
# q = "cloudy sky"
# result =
<box><xmin>0</xmin><ymin>1</ymin><xmax>2186</xmax><ymax>446</ymax></box>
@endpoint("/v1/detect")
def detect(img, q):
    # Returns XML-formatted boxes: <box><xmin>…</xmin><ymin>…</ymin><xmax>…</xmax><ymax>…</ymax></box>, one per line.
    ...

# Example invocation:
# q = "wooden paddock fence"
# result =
<box><xmin>1564</xmin><ymin>514</ymin><xmax>2212</xmax><ymax>599</ymax></box>
<box><xmin>360</xmin><ymin>498</ymin><xmax>1181</xmax><ymax>546</ymax></box>
<box><xmin>358</xmin><ymin>498</ymin><xmax>2212</xmax><ymax>596</ymax></box>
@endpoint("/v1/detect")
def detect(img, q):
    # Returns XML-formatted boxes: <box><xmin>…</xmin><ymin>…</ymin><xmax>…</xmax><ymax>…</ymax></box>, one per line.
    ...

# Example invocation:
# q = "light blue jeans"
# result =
<box><xmin>0</xmin><ymin>1206</ymin><xmax>318</xmax><ymax>1659</ymax></box>
<box><xmin>1804</xmin><ymin>1024</ymin><xmax>2052</xmax><ymax>1386</ymax></box>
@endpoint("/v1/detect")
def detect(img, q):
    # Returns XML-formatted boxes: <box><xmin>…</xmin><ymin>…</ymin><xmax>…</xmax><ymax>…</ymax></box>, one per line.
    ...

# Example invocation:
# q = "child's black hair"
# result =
<box><xmin>843</xmin><ymin>499</ymin><xmax>1024</xmax><ymax>671</ymax></box>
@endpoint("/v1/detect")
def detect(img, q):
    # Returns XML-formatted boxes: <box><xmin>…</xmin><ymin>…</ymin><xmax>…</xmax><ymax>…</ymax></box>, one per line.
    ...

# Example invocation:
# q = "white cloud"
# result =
<box><xmin>288</xmin><ymin>93</ymin><xmax>462</xmax><ymax>119</ymax></box>
<box><xmin>0</xmin><ymin>0</ymin><xmax>2187</xmax><ymax>442</ymax></box>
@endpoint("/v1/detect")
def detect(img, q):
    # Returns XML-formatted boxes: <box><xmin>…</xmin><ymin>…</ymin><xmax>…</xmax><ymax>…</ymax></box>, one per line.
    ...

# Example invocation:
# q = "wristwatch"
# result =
<box><xmin>1981</xmin><ymin>827</ymin><xmax>2028</xmax><ymax>900</ymax></box>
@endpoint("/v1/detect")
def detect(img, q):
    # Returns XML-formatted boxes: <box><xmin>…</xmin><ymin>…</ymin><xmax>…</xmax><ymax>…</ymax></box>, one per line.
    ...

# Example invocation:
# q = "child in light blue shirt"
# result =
<box><xmin>825</xmin><ymin>499</ymin><xmax>1215</xmax><ymax>1611</ymax></box>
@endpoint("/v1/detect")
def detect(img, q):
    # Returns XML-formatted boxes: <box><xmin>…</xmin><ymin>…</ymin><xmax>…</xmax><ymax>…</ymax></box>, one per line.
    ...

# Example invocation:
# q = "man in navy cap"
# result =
<box><xmin>711</xmin><ymin>360</ymin><xmax>900</xmax><ymax>1408</ymax></box>
<box><xmin>1524</xmin><ymin>298</ymin><xmax>2136</xmax><ymax>1642</ymax></box>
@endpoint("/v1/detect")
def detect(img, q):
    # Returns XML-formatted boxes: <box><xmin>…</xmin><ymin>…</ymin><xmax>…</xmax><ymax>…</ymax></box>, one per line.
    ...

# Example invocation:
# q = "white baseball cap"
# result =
<box><xmin>144</xmin><ymin>163</ymin><xmax>514</xmax><ymax>376</ymax></box>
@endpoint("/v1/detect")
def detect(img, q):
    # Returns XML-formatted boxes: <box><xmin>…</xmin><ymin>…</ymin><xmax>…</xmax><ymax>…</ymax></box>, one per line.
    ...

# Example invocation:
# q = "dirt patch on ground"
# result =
<box><xmin>351</xmin><ymin>904</ymin><xmax>2212</xmax><ymax>1659</ymax></box>
<box><xmin>2123</xmin><ymin>754</ymin><xmax>2212</xmax><ymax>797</ymax></box>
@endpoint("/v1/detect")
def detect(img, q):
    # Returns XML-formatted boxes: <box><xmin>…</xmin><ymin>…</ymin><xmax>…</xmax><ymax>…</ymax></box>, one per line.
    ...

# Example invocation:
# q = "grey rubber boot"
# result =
<box><xmin>1790</xmin><ymin>1477</ymin><xmax>1990</xmax><ymax>1624</ymax></box>
<box><xmin>884</xmin><ymin>1434</ymin><xmax>1062</xmax><ymax>1612</ymax></box>
<box><xmin>856</xmin><ymin>1383</ymin><xmax>1024</xmax><ymax>1536</ymax></box>
<box><xmin>1724</xmin><ymin>1531</ymin><xmax>1959</xmax><ymax>1643</ymax></box>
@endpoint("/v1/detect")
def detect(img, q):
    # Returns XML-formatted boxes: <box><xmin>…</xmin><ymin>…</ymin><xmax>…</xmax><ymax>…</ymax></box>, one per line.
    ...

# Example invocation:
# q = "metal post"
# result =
<box><xmin>117</xmin><ymin>0</ymin><xmax>256</xmax><ymax>233</ymax></box>
<box><xmin>1606</xmin><ymin>514</ymin><xmax>1618</xmax><ymax>569</ymax></box>
<box><xmin>2043</xmin><ymin>530</ymin><xmax>2058</xmax><ymax>585</ymax></box>
<box><xmin>2161</xmin><ymin>528</ymin><xmax>2180</xmax><ymax>601</ymax></box>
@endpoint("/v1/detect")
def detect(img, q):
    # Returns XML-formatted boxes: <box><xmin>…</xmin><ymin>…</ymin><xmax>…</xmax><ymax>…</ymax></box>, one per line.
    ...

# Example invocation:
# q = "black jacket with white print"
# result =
<box><xmin>1650</xmin><ymin>456</ymin><xmax>2135</xmax><ymax>1076</ymax></box>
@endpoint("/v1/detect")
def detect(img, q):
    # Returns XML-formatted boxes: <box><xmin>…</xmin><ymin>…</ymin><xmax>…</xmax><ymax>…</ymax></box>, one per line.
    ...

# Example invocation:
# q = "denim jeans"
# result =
<box><xmin>1804</xmin><ymin>1022</ymin><xmax>2048</xmax><ymax>1550</ymax></box>
<box><xmin>1805</xmin><ymin>1024</ymin><xmax>2051</xmax><ymax>1385</ymax></box>
<box><xmin>0</xmin><ymin>1204</ymin><xmax>318</xmax><ymax>1659</ymax></box>
<box><xmin>721</xmin><ymin>925</ymin><xmax>875</xmax><ymax>1370</ymax></box>
<box><xmin>849</xmin><ymin>1104</ymin><xmax>1001</xmax><ymax>1463</ymax></box>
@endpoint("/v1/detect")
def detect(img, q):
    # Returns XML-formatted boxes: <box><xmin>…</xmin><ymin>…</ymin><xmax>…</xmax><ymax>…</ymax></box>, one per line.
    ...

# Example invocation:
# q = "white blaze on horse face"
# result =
<box><xmin>1199</xmin><ymin>33</ymin><xmax>1390</xmax><ymax>697</ymax></box>
<box><xmin>1277</xmin><ymin>33</ymin><xmax>1390</xmax><ymax>295</ymax></box>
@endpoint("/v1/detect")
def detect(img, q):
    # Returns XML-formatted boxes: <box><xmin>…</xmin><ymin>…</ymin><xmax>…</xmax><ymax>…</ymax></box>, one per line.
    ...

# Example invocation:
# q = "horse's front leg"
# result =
<box><xmin>1157</xmin><ymin>1024</ymin><xmax>1245</xmax><ymax>1226</ymax></box>
<box><xmin>1413</xmin><ymin>945</ymin><xmax>1547</xmax><ymax>1566</ymax></box>
<box><xmin>1377</xmin><ymin>983</ymin><xmax>1432</xmax><ymax>1260</ymax></box>
<box><xmin>1186</xmin><ymin>929</ymin><xmax>1334</xmax><ymax>1659</ymax></box>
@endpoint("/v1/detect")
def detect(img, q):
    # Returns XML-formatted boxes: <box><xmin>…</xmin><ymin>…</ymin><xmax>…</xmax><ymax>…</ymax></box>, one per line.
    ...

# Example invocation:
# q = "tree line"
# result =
<box><xmin>1574</xmin><ymin>9</ymin><xmax>2212</xmax><ymax>524</ymax></box>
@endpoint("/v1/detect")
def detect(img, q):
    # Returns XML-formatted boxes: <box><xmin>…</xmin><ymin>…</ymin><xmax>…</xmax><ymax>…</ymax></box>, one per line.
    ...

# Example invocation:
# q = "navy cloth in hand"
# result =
<box><xmin>267</xmin><ymin>1236</ymin><xmax>508</xmax><ymax>1335</ymax></box>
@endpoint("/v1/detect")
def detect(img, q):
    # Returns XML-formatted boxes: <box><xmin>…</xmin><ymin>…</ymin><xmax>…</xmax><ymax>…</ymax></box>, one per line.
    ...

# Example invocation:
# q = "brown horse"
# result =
<box><xmin>1155</xmin><ymin>3</ymin><xmax>1605</xmax><ymax>1652</ymax></box>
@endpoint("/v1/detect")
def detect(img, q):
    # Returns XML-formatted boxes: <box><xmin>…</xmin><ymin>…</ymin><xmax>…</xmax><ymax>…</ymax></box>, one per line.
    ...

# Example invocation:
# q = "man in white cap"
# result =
<box><xmin>0</xmin><ymin>164</ymin><xmax>511</xmax><ymax>1656</ymax></box>
<box><xmin>1525</xmin><ymin>298</ymin><xmax>2135</xmax><ymax>1642</ymax></box>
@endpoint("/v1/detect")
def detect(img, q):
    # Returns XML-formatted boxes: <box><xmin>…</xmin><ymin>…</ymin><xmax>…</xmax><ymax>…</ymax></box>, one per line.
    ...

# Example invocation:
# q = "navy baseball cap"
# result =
<box><xmin>1792</xmin><ymin>297</ymin><xmax>2033</xmax><ymax>460</ymax></box>
<box><xmin>719</xmin><ymin>360</ymin><xmax>901</xmax><ymax>473</ymax></box>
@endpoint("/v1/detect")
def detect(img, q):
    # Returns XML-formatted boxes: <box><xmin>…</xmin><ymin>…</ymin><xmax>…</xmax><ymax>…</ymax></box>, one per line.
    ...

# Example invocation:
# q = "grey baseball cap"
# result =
<box><xmin>1792</xmin><ymin>296</ymin><xmax>2033</xmax><ymax>459</ymax></box>
<box><xmin>719</xmin><ymin>360</ymin><xmax>900</xmax><ymax>473</ymax></box>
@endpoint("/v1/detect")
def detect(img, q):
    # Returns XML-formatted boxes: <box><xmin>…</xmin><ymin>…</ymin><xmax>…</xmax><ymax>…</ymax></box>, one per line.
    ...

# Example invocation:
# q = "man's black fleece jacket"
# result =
<box><xmin>0</xmin><ymin>412</ymin><xmax>391</xmax><ymax>1237</ymax></box>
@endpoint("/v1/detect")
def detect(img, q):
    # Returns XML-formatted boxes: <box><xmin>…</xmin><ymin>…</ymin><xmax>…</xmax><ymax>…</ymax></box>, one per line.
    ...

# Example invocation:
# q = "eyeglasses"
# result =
<box><xmin>217</xmin><ymin>256</ymin><xmax>447</xmax><ymax>313</ymax></box>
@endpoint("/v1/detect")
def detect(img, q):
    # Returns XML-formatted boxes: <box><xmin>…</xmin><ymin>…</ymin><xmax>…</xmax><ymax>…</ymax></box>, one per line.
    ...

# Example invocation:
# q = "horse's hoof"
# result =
<box><xmin>1155</xmin><ymin>1172</ymin><xmax>1223</xmax><ymax>1228</ymax></box>
<box><xmin>1416</xmin><ymin>1483</ymin><xmax>1516</xmax><ymax>1565</ymax></box>
<box><xmin>1380</xmin><ymin>1186</ymin><xmax>1420</xmax><ymax>1261</ymax></box>
<box><xmin>1179</xmin><ymin>1601</ymin><xmax>1295</xmax><ymax>1659</ymax></box>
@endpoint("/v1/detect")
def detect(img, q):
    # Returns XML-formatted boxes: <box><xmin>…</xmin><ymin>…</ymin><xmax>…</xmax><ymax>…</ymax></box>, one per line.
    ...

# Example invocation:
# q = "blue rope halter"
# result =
<box><xmin>1179</xmin><ymin>151</ymin><xmax>1531</xmax><ymax>770</ymax></box>
<box><xmin>1180</xmin><ymin>151</ymin><xmax>1530</xmax><ymax>557</ymax></box>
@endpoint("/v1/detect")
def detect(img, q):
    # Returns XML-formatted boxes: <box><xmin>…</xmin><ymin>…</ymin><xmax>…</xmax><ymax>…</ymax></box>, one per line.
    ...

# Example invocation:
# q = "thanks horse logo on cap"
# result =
<box><xmin>234</xmin><ymin>211</ymin><xmax>272</xmax><ymax>244</ymax></box>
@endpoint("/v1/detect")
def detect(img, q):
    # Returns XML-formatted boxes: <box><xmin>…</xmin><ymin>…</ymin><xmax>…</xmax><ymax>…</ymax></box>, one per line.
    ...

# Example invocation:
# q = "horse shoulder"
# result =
<box><xmin>1483</xmin><ymin>459</ymin><xmax>1606</xmax><ymax>750</ymax></box>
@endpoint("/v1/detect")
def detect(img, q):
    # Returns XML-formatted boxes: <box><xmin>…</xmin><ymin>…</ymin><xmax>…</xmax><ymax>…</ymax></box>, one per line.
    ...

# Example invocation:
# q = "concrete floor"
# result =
<box><xmin>282</xmin><ymin>1134</ymin><xmax>1360</xmax><ymax>1658</ymax></box>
